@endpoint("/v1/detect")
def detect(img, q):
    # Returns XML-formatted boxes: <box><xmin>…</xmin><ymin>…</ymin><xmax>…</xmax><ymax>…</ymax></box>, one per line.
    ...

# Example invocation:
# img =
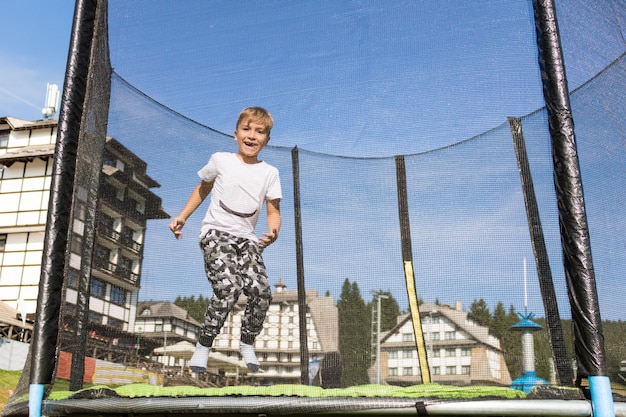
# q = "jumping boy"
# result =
<box><xmin>169</xmin><ymin>107</ymin><xmax>282</xmax><ymax>373</ymax></box>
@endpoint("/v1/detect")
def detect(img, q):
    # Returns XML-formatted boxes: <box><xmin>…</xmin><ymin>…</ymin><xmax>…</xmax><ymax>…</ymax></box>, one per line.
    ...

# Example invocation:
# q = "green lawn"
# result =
<box><xmin>0</xmin><ymin>370</ymin><xmax>21</xmax><ymax>411</ymax></box>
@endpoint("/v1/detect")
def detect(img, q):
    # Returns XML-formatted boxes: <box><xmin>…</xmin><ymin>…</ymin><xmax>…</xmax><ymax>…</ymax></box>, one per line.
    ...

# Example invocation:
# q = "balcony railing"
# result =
<box><xmin>120</xmin><ymin>236</ymin><xmax>142</xmax><ymax>253</ymax></box>
<box><xmin>98</xmin><ymin>223</ymin><xmax>120</xmax><ymax>243</ymax></box>
<box><xmin>93</xmin><ymin>256</ymin><xmax>140</xmax><ymax>285</ymax></box>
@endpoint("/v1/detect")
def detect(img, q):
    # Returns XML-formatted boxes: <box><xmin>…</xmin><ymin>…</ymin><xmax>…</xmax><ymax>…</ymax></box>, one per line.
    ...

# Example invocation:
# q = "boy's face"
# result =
<box><xmin>234</xmin><ymin>119</ymin><xmax>270</xmax><ymax>163</ymax></box>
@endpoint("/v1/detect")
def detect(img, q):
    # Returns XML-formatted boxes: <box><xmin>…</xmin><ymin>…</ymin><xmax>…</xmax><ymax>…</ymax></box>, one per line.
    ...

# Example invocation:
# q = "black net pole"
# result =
<box><xmin>67</xmin><ymin>0</ymin><xmax>111</xmax><ymax>391</ymax></box>
<box><xmin>292</xmin><ymin>146</ymin><xmax>310</xmax><ymax>384</ymax></box>
<box><xmin>532</xmin><ymin>0</ymin><xmax>608</xmax><ymax>380</ymax></box>
<box><xmin>30</xmin><ymin>0</ymin><xmax>98</xmax><ymax>387</ymax></box>
<box><xmin>509</xmin><ymin>116</ymin><xmax>573</xmax><ymax>385</ymax></box>
<box><xmin>395</xmin><ymin>155</ymin><xmax>430</xmax><ymax>384</ymax></box>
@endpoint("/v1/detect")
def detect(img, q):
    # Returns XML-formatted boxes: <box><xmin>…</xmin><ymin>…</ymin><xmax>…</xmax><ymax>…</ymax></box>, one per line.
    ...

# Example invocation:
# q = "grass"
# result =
<box><xmin>0</xmin><ymin>370</ymin><xmax>21</xmax><ymax>411</ymax></box>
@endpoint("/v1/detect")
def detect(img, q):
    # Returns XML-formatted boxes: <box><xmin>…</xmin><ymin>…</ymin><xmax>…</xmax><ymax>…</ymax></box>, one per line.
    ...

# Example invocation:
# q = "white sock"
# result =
<box><xmin>239</xmin><ymin>342</ymin><xmax>260</xmax><ymax>372</ymax></box>
<box><xmin>188</xmin><ymin>342</ymin><xmax>210</xmax><ymax>373</ymax></box>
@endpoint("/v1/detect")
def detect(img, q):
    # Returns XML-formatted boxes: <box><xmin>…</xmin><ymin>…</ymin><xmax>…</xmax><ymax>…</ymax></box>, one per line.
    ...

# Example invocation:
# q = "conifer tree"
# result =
<box><xmin>337</xmin><ymin>279</ymin><xmax>370</xmax><ymax>386</ymax></box>
<box><xmin>470</xmin><ymin>298</ymin><xmax>491</xmax><ymax>327</ymax></box>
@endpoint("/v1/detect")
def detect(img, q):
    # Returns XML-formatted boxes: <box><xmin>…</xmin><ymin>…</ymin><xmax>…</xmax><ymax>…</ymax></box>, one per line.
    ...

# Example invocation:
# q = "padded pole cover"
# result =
<box><xmin>30</xmin><ymin>0</ymin><xmax>98</xmax><ymax>386</ymax></box>
<box><xmin>532</xmin><ymin>0</ymin><xmax>608</xmax><ymax>379</ymax></box>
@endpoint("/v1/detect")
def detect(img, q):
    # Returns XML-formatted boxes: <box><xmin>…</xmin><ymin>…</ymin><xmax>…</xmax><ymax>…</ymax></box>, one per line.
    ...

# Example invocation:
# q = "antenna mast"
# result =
<box><xmin>42</xmin><ymin>83</ymin><xmax>60</xmax><ymax>119</ymax></box>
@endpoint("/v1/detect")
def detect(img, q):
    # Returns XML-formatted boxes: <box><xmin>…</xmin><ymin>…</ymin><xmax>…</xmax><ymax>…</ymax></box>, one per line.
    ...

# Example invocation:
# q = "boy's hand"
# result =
<box><xmin>258</xmin><ymin>229</ymin><xmax>278</xmax><ymax>249</ymax></box>
<box><xmin>169</xmin><ymin>218</ymin><xmax>186</xmax><ymax>239</ymax></box>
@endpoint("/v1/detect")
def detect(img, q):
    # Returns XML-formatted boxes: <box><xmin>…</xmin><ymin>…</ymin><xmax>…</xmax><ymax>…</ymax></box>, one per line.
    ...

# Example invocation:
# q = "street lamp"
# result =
<box><xmin>374</xmin><ymin>291</ymin><xmax>389</xmax><ymax>385</ymax></box>
<box><xmin>135</xmin><ymin>326</ymin><xmax>142</xmax><ymax>356</ymax></box>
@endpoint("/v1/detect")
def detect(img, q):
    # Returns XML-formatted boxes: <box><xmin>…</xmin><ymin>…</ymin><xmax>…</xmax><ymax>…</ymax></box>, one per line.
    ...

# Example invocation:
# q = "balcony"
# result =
<box><xmin>120</xmin><ymin>235</ymin><xmax>142</xmax><ymax>254</ymax></box>
<box><xmin>98</xmin><ymin>223</ymin><xmax>120</xmax><ymax>243</ymax></box>
<box><xmin>93</xmin><ymin>256</ymin><xmax>140</xmax><ymax>286</ymax></box>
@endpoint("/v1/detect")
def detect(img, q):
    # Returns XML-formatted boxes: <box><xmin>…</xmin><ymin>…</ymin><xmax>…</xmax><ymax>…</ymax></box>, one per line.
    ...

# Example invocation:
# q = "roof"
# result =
<box><xmin>136</xmin><ymin>301</ymin><xmax>201</xmax><ymax>326</ymax></box>
<box><xmin>0</xmin><ymin>301</ymin><xmax>33</xmax><ymax>330</ymax></box>
<box><xmin>0</xmin><ymin>116</ymin><xmax>58</xmax><ymax>131</ymax></box>
<box><xmin>0</xmin><ymin>144</ymin><xmax>55</xmax><ymax>167</ymax></box>
<box><xmin>382</xmin><ymin>302</ymin><xmax>502</xmax><ymax>351</ymax></box>
<box><xmin>237</xmin><ymin>285</ymin><xmax>339</xmax><ymax>353</ymax></box>
<box><xmin>105</xmin><ymin>137</ymin><xmax>161</xmax><ymax>188</ymax></box>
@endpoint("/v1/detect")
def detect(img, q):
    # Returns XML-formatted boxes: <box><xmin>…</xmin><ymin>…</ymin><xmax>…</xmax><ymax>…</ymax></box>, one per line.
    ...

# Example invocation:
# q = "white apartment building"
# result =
<box><xmin>140</xmin><ymin>279</ymin><xmax>340</xmax><ymax>384</ymax></box>
<box><xmin>378</xmin><ymin>302</ymin><xmax>511</xmax><ymax>386</ymax></box>
<box><xmin>0</xmin><ymin>117</ymin><xmax>167</xmax><ymax>350</ymax></box>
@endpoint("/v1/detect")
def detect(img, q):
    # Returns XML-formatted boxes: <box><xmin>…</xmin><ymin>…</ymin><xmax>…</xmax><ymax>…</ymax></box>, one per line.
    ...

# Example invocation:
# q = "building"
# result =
<box><xmin>0</xmin><ymin>117</ymin><xmax>168</xmax><ymax>358</ymax></box>
<box><xmin>139</xmin><ymin>279</ymin><xmax>340</xmax><ymax>384</ymax></box>
<box><xmin>378</xmin><ymin>302</ymin><xmax>511</xmax><ymax>386</ymax></box>
<box><xmin>135</xmin><ymin>300</ymin><xmax>202</xmax><ymax>368</ymax></box>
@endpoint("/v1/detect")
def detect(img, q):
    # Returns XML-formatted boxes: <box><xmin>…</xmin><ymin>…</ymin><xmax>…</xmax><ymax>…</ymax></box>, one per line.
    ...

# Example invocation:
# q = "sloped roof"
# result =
<box><xmin>237</xmin><ymin>285</ymin><xmax>339</xmax><ymax>353</ymax></box>
<box><xmin>137</xmin><ymin>301</ymin><xmax>201</xmax><ymax>326</ymax></box>
<box><xmin>382</xmin><ymin>302</ymin><xmax>502</xmax><ymax>351</ymax></box>
<box><xmin>0</xmin><ymin>117</ymin><xmax>57</xmax><ymax>131</ymax></box>
<box><xmin>0</xmin><ymin>144</ymin><xmax>55</xmax><ymax>167</ymax></box>
<box><xmin>0</xmin><ymin>302</ymin><xmax>33</xmax><ymax>330</ymax></box>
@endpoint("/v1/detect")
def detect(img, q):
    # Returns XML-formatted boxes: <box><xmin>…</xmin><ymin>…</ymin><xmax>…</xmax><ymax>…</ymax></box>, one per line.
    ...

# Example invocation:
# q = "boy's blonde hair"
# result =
<box><xmin>237</xmin><ymin>107</ymin><xmax>274</xmax><ymax>134</ymax></box>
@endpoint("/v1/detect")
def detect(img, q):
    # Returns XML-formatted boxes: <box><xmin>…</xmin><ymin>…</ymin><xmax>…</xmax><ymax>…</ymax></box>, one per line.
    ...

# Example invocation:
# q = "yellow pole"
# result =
<box><xmin>404</xmin><ymin>261</ymin><xmax>431</xmax><ymax>383</ymax></box>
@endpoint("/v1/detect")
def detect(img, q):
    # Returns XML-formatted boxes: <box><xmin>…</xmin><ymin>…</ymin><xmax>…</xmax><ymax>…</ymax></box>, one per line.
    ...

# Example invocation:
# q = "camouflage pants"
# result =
<box><xmin>197</xmin><ymin>229</ymin><xmax>272</xmax><ymax>347</ymax></box>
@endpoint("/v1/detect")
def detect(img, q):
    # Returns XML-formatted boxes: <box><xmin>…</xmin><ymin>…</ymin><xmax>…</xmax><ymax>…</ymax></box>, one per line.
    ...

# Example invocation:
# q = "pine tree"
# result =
<box><xmin>491</xmin><ymin>301</ymin><xmax>508</xmax><ymax>338</ymax></box>
<box><xmin>368</xmin><ymin>291</ymin><xmax>400</xmax><ymax>332</ymax></box>
<box><xmin>337</xmin><ymin>279</ymin><xmax>371</xmax><ymax>387</ymax></box>
<box><xmin>469</xmin><ymin>298</ymin><xmax>491</xmax><ymax>327</ymax></box>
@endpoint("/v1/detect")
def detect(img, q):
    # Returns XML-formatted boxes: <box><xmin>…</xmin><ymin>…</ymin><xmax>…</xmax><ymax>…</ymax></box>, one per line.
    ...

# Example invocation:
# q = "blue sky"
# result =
<box><xmin>0</xmin><ymin>2</ymin><xmax>74</xmax><ymax>120</ymax></box>
<box><xmin>2</xmin><ymin>1</ymin><xmax>625</xmax><ymax>321</ymax></box>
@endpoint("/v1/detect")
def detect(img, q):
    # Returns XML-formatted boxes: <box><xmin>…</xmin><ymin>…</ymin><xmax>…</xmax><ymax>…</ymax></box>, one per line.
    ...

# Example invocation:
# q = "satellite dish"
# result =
<box><xmin>42</xmin><ymin>83</ymin><xmax>60</xmax><ymax>119</ymax></box>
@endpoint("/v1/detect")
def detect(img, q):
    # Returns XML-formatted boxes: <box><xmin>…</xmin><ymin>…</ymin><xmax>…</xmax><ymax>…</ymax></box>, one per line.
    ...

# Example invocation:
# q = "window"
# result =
<box><xmin>74</xmin><ymin>201</ymin><xmax>87</xmax><ymax>221</ymax></box>
<box><xmin>445</xmin><ymin>348</ymin><xmax>456</xmax><ymax>357</ymax></box>
<box><xmin>99</xmin><ymin>213</ymin><xmax>115</xmax><ymax>230</ymax></box>
<box><xmin>432</xmin><ymin>366</ymin><xmax>440</xmax><ymax>375</ymax></box>
<box><xmin>0</xmin><ymin>131</ymin><xmax>8</xmax><ymax>149</ymax></box>
<box><xmin>70</xmin><ymin>233</ymin><xmax>83</xmax><ymax>255</ymax></box>
<box><xmin>403</xmin><ymin>367</ymin><xmax>413</xmax><ymax>376</ymax></box>
<box><xmin>95</xmin><ymin>244</ymin><xmax>111</xmax><ymax>262</ymax></box>
<box><xmin>90</xmin><ymin>278</ymin><xmax>105</xmax><ymax>298</ymax></box>
<box><xmin>63</xmin><ymin>303</ymin><xmax>75</xmax><ymax>316</ymax></box>
<box><xmin>88</xmin><ymin>311</ymin><xmax>102</xmax><ymax>324</ymax></box>
<box><xmin>102</xmin><ymin>152</ymin><xmax>115</xmax><ymax>167</ymax></box>
<box><xmin>66</xmin><ymin>268</ymin><xmax>79</xmax><ymax>289</ymax></box>
<box><xmin>430</xmin><ymin>332</ymin><xmax>440</xmax><ymax>340</ymax></box>
<box><xmin>431</xmin><ymin>349</ymin><xmax>441</xmax><ymax>357</ymax></box>
<box><xmin>461</xmin><ymin>348</ymin><xmax>471</xmax><ymax>357</ymax></box>
<box><xmin>402</xmin><ymin>349</ymin><xmax>413</xmax><ymax>359</ymax></box>
<box><xmin>0</xmin><ymin>234</ymin><xmax>6</xmax><ymax>252</ymax></box>
<box><xmin>389</xmin><ymin>367</ymin><xmax>398</xmax><ymax>376</ymax></box>
<box><xmin>444</xmin><ymin>331</ymin><xmax>456</xmax><ymax>340</ymax></box>
<box><xmin>431</xmin><ymin>316</ymin><xmax>440</xmax><ymax>323</ymax></box>
<box><xmin>402</xmin><ymin>333</ymin><xmax>413</xmax><ymax>342</ymax></box>
<box><xmin>461</xmin><ymin>365</ymin><xmax>471</xmax><ymax>375</ymax></box>
<box><xmin>389</xmin><ymin>350</ymin><xmax>398</xmax><ymax>359</ymax></box>
<box><xmin>108</xmin><ymin>317</ymin><xmax>123</xmax><ymax>330</ymax></box>
<box><xmin>110</xmin><ymin>285</ymin><xmax>126</xmax><ymax>305</ymax></box>
<box><xmin>117</xmin><ymin>255</ymin><xmax>134</xmax><ymax>279</ymax></box>
<box><xmin>446</xmin><ymin>366</ymin><xmax>457</xmax><ymax>375</ymax></box>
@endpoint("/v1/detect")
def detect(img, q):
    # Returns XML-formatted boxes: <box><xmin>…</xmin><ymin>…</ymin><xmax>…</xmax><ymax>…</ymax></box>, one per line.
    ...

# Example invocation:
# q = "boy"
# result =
<box><xmin>169</xmin><ymin>107</ymin><xmax>282</xmax><ymax>373</ymax></box>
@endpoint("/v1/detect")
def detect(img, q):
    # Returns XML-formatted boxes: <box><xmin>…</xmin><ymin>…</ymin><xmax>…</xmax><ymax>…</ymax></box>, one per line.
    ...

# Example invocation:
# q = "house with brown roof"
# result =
<box><xmin>377</xmin><ymin>301</ymin><xmax>511</xmax><ymax>386</ymax></box>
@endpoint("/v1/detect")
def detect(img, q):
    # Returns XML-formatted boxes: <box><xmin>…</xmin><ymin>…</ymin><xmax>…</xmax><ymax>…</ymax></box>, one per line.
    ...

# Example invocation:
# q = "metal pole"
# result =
<box><xmin>376</xmin><ymin>292</ymin><xmax>388</xmax><ymax>385</ymax></box>
<box><xmin>377</xmin><ymin>294</ymin><xmax>382</xmax><ymax>384</ymax></box>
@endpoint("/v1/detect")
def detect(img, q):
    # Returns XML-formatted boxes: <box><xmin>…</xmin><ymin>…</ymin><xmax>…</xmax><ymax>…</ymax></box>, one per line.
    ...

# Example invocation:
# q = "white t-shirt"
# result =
<box><xmin>198</xmin><ymin>152</ymin><xmax>282</xmax><ymax>242</ymax></box>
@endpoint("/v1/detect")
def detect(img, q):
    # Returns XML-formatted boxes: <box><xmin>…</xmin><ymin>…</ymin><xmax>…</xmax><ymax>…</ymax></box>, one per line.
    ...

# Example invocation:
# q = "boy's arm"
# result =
<box><xmin>258</xmin><ymin>198</ymin><xmax>281</xmax><ymax>248</ymax></box>
<box><xmin>169</xmin><ymin>180</ymin><xmax>214</xmax><ymax>239</ymax></box>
